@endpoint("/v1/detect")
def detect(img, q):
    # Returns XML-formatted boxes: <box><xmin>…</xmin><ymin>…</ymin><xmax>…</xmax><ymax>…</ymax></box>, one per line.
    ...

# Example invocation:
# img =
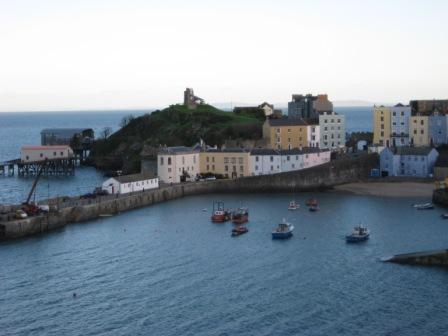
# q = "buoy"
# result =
<box><xmin>73</xmin><ymin>292</ymin><xmax>77</xmax><ymax>298</ymax></box>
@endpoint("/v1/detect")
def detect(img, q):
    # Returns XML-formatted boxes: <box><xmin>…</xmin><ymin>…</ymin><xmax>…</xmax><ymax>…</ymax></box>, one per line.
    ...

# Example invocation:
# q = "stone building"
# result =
<box><xmin>184</xmin><ymin>88</ymin><xmax>204</xmax><ymax>110</ymax></box>
<box><xmin>288</xmin><ymin>94</ymin><xmax>333</xmax><ymax>119</ymax></box>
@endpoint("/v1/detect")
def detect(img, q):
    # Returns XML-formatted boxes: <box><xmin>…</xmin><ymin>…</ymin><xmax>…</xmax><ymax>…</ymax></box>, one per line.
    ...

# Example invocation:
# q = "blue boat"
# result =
<box><xmin>309</xmin><ymin>205</ymin><xmax>319</xmax><ymax>212</ymax></box>
<box><xmin>345</xmin><ymin>225</ymin><xmax>370</xmax><ymax>242</ymax></box>
<box><xmin>272</xmin><ymin>219</ymin><xmax>294</xmax><ymax>239</ymax></box>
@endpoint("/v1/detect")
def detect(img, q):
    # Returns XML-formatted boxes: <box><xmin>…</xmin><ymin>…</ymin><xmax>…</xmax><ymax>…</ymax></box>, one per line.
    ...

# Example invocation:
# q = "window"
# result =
<box><xmin>337</xmin><ymin>119</ymin><xmax>341</xmax><ymax>123</ymax></box>
<box><xmin>40</xmin><ymin>153</ymin><xmax>43</xmax><ymax>157</ymax></box>
<box><xmin>287</xmin><ymin>156</ymin><xmax>290</xmax><ymax>161</ymax></box>
<box><xmin>212</xmin><ymin>165</ymin><xmax>215</xmax><ymax>170</ymax></box>
<box><xmin>26</xmin><ymin>156</ymin><xmax>29</xmax><ymax>160</ymax></box>
<box><xmin>60</xmin><ymin>151</ymin><xmax>63</xmax><ymax>156</ymax></box>
<box><xmin>240</xmin><ymin>165</ymin><xmax>244</xmax><ymax>172</ymax></box>
<box><xmin>414</xmin><ymin>130</ymin><xmax>417</xmax><ymax>134</ymax></box>
<box><xmin>206</xmin><ymin>157</ymin><xmax>209</xmax><ymax>163</ymax></box>
<box><xmin>255</xmin><ymin>165</ymin><xmax>258</xmax><ymax>170</ymax></box>
<box><xmin>193</xmin><ymin>156</ymin><xmax>197</xmax><ymax>164</ymax></box>
<box><xmin>225</xmin><ymin>165</ymin><xmax>229</xmax><ymax>171</ymax></box>
<box><xmin>206</xmin><ymin>164</ymin><xmax>209</xmax><ymax>170</ymax></box>
<box><xmin>324</xmin><ymin>127</ymin><xmax>328</xmax><ymax>131</ymax></box>
<box><xmin>224</xmin><ymin>157</ymin><xmax>229</xmax><ymax>163</ymax></box>
<box><xmin>270</xmin><ymin>165</ymin><xmax>274</xmax><ymax>171</ymax></box>
<box><xmin>295</xmin><ymin>155</ymin><xmax>298</xmax><ymax>160</ymax></box>
<box><xmin>255</xmin><ymin>156</ymin><xmax>259</xmax><ymax>162</ymax></box>
<box><xmin>420</xmin><ymin>130</ymin><xmax>424</xmax><ymax>134</ymax></box>
<box><xmin>270</xmin><ymin>156</ymin><xmax>273</xmax><ymax>162</ymax></box>
<box><xmin>288</xmin><ymin>138</ymin><xmax>291</xmax><ymax>143</ymax></box>
<box><xmin>381</xmin><ymin>132</ymin><xmax>384</xmax><ymax>137</ymax></box>
<box><xmin>420</xmin><ymin>120</ymin><xmax>424</xmax><ymax>125</ymax></box>
<box><xmin>238</xmin><ymin>157</ymin><xmax>243</xmax><ymax>164</ymax></box>
<box><xmin>393</xmin><ymin>112</ymin><xmax>396</xmax><ymax>116</ymax></box>
<box><xmin>53</xmin><ymin>152</ymin><xmax>57</xmax><ymax>156</ymax></box>
<box><xmin>288</xmin><ymin>129</ymin><xmax>291</xmax><ymax>133</ymax></box>
<box><xmin>212</xmin><ymin>157</ymin><xmax>215</xmax><ymax>163</ymax></box>
<box><xmin>168</xmin><ymin>157</ymin><xmax>172</xmax><ymax>165</ymax></box>
<box><xmin>231</xmin><ymin>157</ymin><xmax>236</xmax><ymax>164</ymax></box>
<box><xmin>276</xmin><ymin>128</ymin><xmax>280</xmax><ymax>134</ymax></box>
<box><xmin>160</xmin><ymin>157</ymin><xmax>164</xmax><ymax>165</ymax></box>
<box><xmin>401</xmin><ymin>111</ymin><xmax>404</xmax><ymax>116</ymax></box>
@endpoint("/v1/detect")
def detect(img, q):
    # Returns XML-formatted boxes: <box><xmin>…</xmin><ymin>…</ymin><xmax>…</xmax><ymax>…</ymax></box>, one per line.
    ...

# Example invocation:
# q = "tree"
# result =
<box><xmin>100</xmin><ymin>127</ymin><xmax>113</xmax><ymax>139</ymax></box>
<box><xmin>120</xmin><ymin>114</ymin><xmax>135</xmax><ymax>128</ymax></box>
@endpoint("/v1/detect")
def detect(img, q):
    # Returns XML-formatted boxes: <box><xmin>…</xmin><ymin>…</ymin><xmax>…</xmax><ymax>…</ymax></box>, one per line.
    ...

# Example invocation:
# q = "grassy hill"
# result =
<box><xmin>88</xmin><ymin>104</ymin><xmax>263</xmax><ymax>173</ymax></box>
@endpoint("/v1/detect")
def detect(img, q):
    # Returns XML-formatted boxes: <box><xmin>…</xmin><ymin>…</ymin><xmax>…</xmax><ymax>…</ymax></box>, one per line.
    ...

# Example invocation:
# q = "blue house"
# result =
<box><xmin>428</xmin><ymin>113</ymin><xmax>448</xmax><ymax>146</ymax></box>
<box><xmin>380</xmin><ymin>147</ymin><xmax>439</xmax><ymax>177</ymax></box>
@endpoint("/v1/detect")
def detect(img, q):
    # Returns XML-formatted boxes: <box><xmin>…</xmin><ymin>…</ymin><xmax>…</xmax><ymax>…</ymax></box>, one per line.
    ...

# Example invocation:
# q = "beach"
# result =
<box><xmin>334</xmin><ymin>181</ymin><xmax>435</xmax><ymax>198</ymax></box>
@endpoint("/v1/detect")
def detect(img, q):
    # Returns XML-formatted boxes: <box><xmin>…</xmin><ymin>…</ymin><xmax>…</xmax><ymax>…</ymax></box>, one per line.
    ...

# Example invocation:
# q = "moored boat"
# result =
<box><xmin>441</xmin><ymin>214</ymin><xmax>448</xmax><ymax>219</ymax></box>
<box><xmin>232</xmin><ymin>207</ymin><xmax>249</xmax><ymax>224</ymax></box>
<box><xmin>231</xmin><ymin>225</ymin><xmax>248</xmax><ymax>237</ymax></box>
<box><xmin>413</xmin><ymin>203</ymin><xmax>434</xmax><ymax>210</ymax></box>
<box><xmin>309</xmin><ymin>205</ymin><xmax>319</xmax><ymax>212</ymax></box>
<box><xmin>272</xmin><ymin>219</ymin><xmax>294</xmax><ymax>239</ymax></box>
<box><xmin>211</xmin><ymin>201</ymin><xmax>231</xmax><ymax>222</ymax></box>
<box><xmin>306</xmin><ymin>198</ymin><xmax>318</xmax><ymax>207</ymax></box>
<box><xmin>345</xmin><ymin>225</ymin><xmax>370</xmax><ymax>242</ymax></box>
<box><xmin>288</xmin><ymin>200</ymin><xmax>300</xmax><ymax>210</ymax></box>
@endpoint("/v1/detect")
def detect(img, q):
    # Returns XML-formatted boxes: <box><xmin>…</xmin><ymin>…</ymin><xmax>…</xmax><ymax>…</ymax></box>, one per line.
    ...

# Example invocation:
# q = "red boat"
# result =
<box><xmin>232</xmin><ymin>207</ymin><xmax>249</xmax><ymax>224</ymax></box>
<box><xmin>305</xmin><ymin>198</ymin><xmax>318</xmax><ymax>207</ymax></box>
<box><xmin>231</xmin><ymin>225</ymin><xmax>248</xmax><ymax>237</ymax></box>
<box><xmin>211</xmin><ymin>201</ymin><xmax>231</xmax><ymax>222</ymax></box>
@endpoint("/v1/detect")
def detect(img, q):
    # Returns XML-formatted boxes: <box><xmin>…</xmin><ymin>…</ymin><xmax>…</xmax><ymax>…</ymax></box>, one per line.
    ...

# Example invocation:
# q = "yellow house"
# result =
<box><xmin>263</xmin><ymin>119</ymin><xmax>308</xmax><ymax>150</ymax></box>
<box><xmin>373</xmin><ymin>106</ymin><xmax>391</xmax><ymax>146</ymax></box>
<box><xmin>410</xmin><ymin>116</ymin><xmax>429</xmax><ymax>146</ymax></box>
<box><xmin>199</xmin><ymin>149</ymin><xmax>250</xmax><ymax>178</ymax></box>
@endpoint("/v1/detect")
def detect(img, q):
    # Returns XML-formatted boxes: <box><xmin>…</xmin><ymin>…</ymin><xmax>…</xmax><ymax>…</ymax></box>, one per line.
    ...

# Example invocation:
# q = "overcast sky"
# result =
<box><xmin>0</xmin><ymin>0</ymin><xmax>447</xmax><ymax>111</ymax></box>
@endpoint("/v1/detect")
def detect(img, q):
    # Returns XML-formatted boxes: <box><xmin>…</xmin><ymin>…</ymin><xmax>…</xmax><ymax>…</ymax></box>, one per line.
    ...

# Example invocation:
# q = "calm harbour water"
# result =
<box><xmin>1</xmin><ymin>192</ymin><xmax>448</xmax><ymax>336</ymax></box>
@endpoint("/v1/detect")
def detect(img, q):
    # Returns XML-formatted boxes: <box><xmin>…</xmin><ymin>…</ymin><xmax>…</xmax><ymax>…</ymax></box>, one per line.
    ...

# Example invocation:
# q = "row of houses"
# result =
<box><xmin>157</xmin><ymin>146</ymin><xmax>331</xmax><ymax>184</ymax></box>
<box><xmin>373</xmin><ymin>101</ymin><xmax>448</xmax><ymax>148</ymax></box>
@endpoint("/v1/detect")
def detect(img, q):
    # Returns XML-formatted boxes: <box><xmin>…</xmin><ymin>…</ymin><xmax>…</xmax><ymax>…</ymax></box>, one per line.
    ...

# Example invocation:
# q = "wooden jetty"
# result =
<box><xmin>1</xmin><ymin>158</ymin><xmax>76</xmax><ymax>177</ymax></box>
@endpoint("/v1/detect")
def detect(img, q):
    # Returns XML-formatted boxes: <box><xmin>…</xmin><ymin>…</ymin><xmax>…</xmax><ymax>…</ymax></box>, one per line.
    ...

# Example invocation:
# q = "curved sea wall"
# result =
<box><xmin>0</xmin><ymin>154</ymin><xmax>378</xmax><ymax>240</ymax></box>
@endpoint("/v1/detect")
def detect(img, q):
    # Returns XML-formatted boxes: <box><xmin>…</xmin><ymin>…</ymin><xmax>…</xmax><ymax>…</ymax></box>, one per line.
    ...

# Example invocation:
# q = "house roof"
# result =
<box><xmin>394</xmin><ymin>147</ymin><xmax>437</xmax><ymax>156</ymax></box>
<box><xmin>113</xmin><ymin>173</ymin><xmax>157</xmax><ymax>183</ymax></box>
<box><xmin>279</xmin><ymin>147</ymin><xmax>329</xmax><ymax>155</ymax></box>
<box><xmin>206</xmin><ymin>148</ymin><xmax>249</xmax><ymax>153</ymax></box>
<box><xmin>21</xmin><ymin>145</ymin><xmax>71</xmax><ymax>150</ymax></box>
<box><xmin>158</xmin><ymin>146</ymin><xmax>200</xmax><ymax>154</ymax></box>
<box><xmin>266</xmin><ymin>118</ymin><xmax>308</xmax><ymax>127</ymax></box>
<box><xmin>41</xmin><ymin>128</ymin><xmax>92</xmax><ymax>136</ymax></box>
<box><xmin>250</xmin><ymin>148</ymin><xmax>280</xmax><ymax>155</ymax></box>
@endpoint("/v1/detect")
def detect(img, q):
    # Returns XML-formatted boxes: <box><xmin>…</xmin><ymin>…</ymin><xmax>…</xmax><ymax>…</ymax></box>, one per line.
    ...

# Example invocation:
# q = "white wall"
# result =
<box><xmin>21</xmin><ymin>146</ymin><xmax>73</xmax><ymax>163</ymax></box>
<box><xmin>102</xmin><ymin>177</ymin><xmax>159</xmax><ymax>194</ymax></box>
<box><xmin>250</xmin><ymin>154</ymin><xmax>281</xmax><ymax>175</ymax></box>
<box><xmin>158</xmin><ymin>152</ymin><xmax>200</xmax><ymax>183</ymax></box>
<box><xmin>307</xmin><ymin>125</ymin><xmax>320</xmax><ymax>147</ymax></box>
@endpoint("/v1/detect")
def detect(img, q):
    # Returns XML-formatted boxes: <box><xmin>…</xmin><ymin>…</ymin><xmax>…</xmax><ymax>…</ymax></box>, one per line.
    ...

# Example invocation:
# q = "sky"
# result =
<box><xmin>0</xmin><ymin>0</ymin><xmax>447</xmax><ymax>111</ymax></box>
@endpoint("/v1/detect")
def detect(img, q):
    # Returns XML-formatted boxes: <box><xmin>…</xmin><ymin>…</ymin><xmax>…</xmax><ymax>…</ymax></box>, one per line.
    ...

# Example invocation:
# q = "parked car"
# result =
<box><xmin>15</xmin><ymin>210</ymin><xmax>28</xmax><ymax>219</ymax></box>
<box><xmin>80</xmin><ymin>193</ymin><xmax>96</xmax><ymax>200</ymax></box>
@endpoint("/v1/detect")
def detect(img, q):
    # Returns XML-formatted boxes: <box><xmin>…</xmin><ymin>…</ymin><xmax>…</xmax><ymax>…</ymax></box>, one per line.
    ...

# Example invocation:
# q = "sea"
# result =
<box><xmin>0</xmin><ymin>106</ymin><xmax>372</xmax><ymax>205</ymax></box>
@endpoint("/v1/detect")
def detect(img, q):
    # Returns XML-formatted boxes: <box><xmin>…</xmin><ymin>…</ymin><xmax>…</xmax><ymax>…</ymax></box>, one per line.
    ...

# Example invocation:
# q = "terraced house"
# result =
<box><xmin>157</xmin><ymin>146</ymin><xmax>200</xmax><ymax>183</ymax></box>
<box><xmin>263</xmin><ymin>118</ymin><xmax>309</xmax><ymax>150</ymax></box>
<box><xmin>199</xmin><ymin>149</ymin><xmax>250</xmax><ymax>178</ymax></box>
<box><xmin>410</xmin><ymin>116</ymin><xmax>429</xmax><ymax>146</ymax></box>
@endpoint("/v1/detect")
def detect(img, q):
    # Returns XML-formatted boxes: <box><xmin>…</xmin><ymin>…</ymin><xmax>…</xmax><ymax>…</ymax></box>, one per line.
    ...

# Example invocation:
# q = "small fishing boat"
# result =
<box><xmin>441</xmin><ymin>214</ymin><xmax>448</xmax><ymax>219</ymax></box>
<box><xmin>272</xmin><ymin>219</ymin><xmax>294</xmax><ymax>239</ymax></box>
<box><xmin>305</xmin><ymin>198</ymin><xmax>318</xmax><ymax>207</ymax></box>
<box><xmin>345</xmin><ymin>225</ymin><xmax>370</xmax><ymax>242</ymax></box>
<box><xmin>211</xmin><ymin>201</ymin><xmax>231</xmax><ymax>222</ymax></box>
<box><xmin>413</xmin><ymin>203</ymin><xmax>434</xmax><ymax>210</ymax></box>
<box><xmin>232</xmin><ymin>207</ymin><xmax>249</xmax><ymax>224</ymax></box>
<box><xmin>309</xmin><ymin>205</ymin><xmax>319</xmax><ymax>212</ymax></box>
<box><xmin>288</xmin><ymin>200</ymin><xmax>300</xmax><ymax>210</ymax></box>
<box><xmin>231</xmin><ymin>225</ymin><xmax>248</xmax><ymax>237</ymax></box>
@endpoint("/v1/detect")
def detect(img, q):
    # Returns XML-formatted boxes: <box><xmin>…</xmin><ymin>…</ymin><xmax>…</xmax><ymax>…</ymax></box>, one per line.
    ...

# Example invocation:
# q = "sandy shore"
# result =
<box><xmin>334</xmin><ymin>182</ymin><xmax>435</xmax><ymax>198</ymax></box>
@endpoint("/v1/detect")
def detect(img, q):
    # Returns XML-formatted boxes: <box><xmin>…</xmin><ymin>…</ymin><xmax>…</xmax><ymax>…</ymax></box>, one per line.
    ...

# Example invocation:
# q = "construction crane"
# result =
<box><xmin>22</xmin><ymin>163</ymin><xmax>45</xmax><ymax>216</ymax></box>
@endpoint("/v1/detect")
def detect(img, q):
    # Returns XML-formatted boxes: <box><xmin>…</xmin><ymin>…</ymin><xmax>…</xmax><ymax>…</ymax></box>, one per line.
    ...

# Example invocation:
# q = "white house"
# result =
<box><xmin>102</xmin><ymin>173</ymin><xmax>159</xmax><ymax>195</ymax></box>
<box><xmin>380</xmin><ymin>147</ymin><xmax>439</xmax><ymax>177</ymax></box>
<box><xmin>280</xmin><ymin>148</ymin><xmax>331</xmax><ymax>172</ymax></box>
<box><xmin>307</xmin><ymin>124</ymin><xmax>320</xmax><ymax>148</ymax></box>
<box><xmin>319</xmin><ymin>112</ymin><xmax>345</xmax><ymax>150</ymax></box>
<box><xmin>250</xmin><ymin>149</ymin><xmax>282</xmax><ymax>176</ymax></box>
<box><xmin>21</xmin><ymin>145</ymin><xmax>74</xmax><ymax>163</ymax></box>
<box><xmin>157</xmin><ymin>146</ymin><xmax>200</xmax><ymax>183</ymax></box>
<box><xmin>280</xmin><ymin>149</ymin><xmax>304</xmax><ymax>172</ymax></box>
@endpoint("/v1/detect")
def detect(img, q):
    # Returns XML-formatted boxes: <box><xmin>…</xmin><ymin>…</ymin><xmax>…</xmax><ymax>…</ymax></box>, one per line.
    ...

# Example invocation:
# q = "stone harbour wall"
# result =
<box><xmin>0</xmin><ymin>154</ymin><xmax>379</xmax><ymax>240</ymax></box>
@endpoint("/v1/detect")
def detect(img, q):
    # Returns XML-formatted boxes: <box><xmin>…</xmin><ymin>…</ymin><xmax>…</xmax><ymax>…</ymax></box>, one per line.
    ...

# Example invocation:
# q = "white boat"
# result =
<box><xmin>346</xmin><ymin>225</ymin><xmax>370</xmax><ymax>242</ymax></box>
<box><xmin>288</xmin><ymin>200</ymin><xmax>300</xmax><ymax>210</ymax></box>
<box><xmin>272</xmin><ymin>219</ymin><xmax>294</xmax><ymax>239</ymax></box>
<box><xmin>413</xmin><ymin>203</ymin><xmax>434</xmax><ymax>210</ymax></box>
